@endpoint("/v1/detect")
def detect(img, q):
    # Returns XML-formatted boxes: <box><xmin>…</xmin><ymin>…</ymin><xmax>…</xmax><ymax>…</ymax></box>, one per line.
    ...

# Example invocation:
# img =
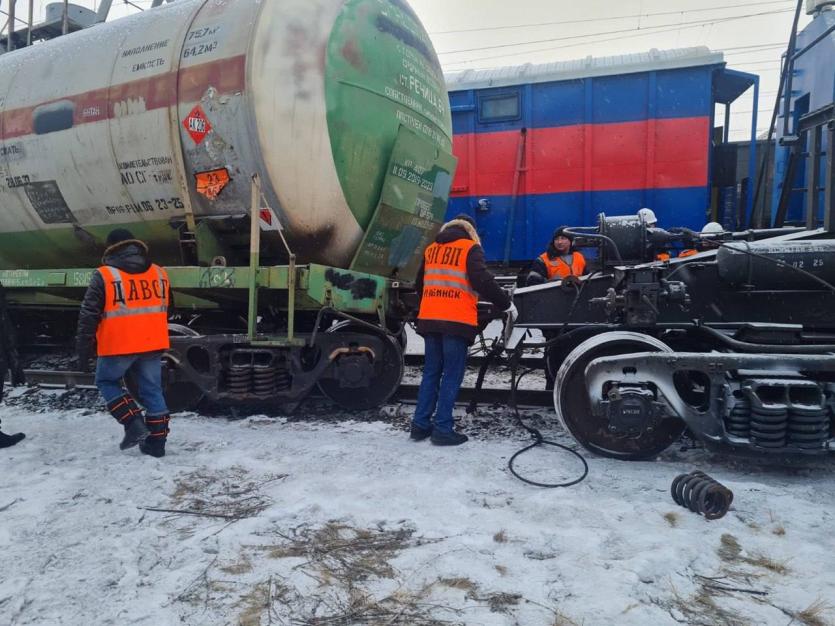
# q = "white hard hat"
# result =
<box><xmin>701</xmin><ymin>221</ymin><xmax>723</xmax><ymax>234</ymax></box>
<box><xmin>638</xmin><ymin>208</ymin><xmax>658</xmax><ymax>226</ymax></box>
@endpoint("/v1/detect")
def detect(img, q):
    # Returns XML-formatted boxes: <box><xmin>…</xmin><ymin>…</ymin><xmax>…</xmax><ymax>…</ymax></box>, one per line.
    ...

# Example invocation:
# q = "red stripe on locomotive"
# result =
<box><xmin>451</xmin><ymin>116</ymin><xmax>709</xmax><ymax>197</ymax></box>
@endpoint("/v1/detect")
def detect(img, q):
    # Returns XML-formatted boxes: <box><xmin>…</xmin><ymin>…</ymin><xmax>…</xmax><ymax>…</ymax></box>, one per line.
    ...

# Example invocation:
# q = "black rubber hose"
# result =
<box><xmin>692</xmin><ymin>325</ymin><xmax>835</xmax><ymax>354</ymax></box>
<box><xmin>467</xmin><ymin>337</ymin><xmax>505</xmax><ymax>414</ymax></box>
<box><xmin>506</xmin><ymin>354</ymin><xmax>589</xmax><ymax>489</ymax></box>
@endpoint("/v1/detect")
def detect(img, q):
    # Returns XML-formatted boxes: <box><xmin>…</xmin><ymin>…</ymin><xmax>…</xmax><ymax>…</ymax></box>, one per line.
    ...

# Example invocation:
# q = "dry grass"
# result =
<box><xmin>267</xmin><ymin>521</ymin><xmax>424</xmax><ymax>582</ymax></box>
<box><xmin>772</xmin><ymin>526</ymin><xmax>786</xmax><ymax>537</ymax></box>
<box><xmin>746</xmin><ymin>555</ymin><xmax>789</xmax><ymax>576</ymax></box>
<box><xmin>663</xmin><ymin>512</ymin><xmax>679</xmax><ymax>527</ymax></box>
<box><xmin>796</xmin><ymin>598</ymin><xmax>834</xmax><ymax>626</ymax></box>
<box><xmin>439</xmin><ymin>577</ymin><xmax>478</xmax><ymax>592</ymax></box>
<box><xmin>718</xmin><ymin>534</ymin><xmax>742</xmax><ymax>562</ymax></box>
<box><xmin>177</xmin><ymin>519</ymin><xmax>575</xmax><ymax>624</ymax></box>
<box><xmin>170</xmin><ymin>466</ymin><xmax>286</xmax><ymax>521</ymax></box>
<box><xmin>235</xmin><ymin>580</ymin><xmax>269</xmax><ymax>626</ymax></box>
<box><xmin>493</xmin><ymin>530</ymin><xmax>508</xmax><ymax>543</ymax></box>
<box><xmin>668</xmin><ymin>580</ymin><xmax>751</xmax><ymax>626</ymax></box>
<box><xmin>218</xmin><ymin>556</ymin><xmax>253</xmax><ymax>575</ymax></box>
<box><xmin>719</xmin><ymin>533</ymin><xmax>789</xmax><ymax>576</ymax></box>
<box><xmin>438</xmin><ymin>576</ymin><xmax>521</xmax><ymax>614</ymax></box>
<box><xmin>551</xmin><ymin>613</ymin><xmax>582</xmax><ymax>626</ymax></box>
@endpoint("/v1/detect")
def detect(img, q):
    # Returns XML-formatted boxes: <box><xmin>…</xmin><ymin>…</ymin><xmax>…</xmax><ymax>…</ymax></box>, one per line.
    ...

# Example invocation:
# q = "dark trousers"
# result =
<box><xmin>412</xmin><ymin>333</ymin><xmax>469</xmax><ymax>434</ymax></box>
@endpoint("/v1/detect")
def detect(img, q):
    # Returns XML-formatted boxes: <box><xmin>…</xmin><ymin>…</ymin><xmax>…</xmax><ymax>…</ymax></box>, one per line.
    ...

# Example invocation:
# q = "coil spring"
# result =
<box><xmin>671</xmin><ymin>471</ymin><xmax>733</xmax><ymax>520</ymax></box>
<box><xmin>252</xmin><ymin>365</ymin><xmax>276</xmax><ymax>397</ymax></box>
<box><xmin>749</xmin><ymin>405</ymin><xmax>788</xmax><ymax>449</ymax></box>
<box><xmin>787</xmin><ymin>406</ymin><xmax>831</xmax><ymax>450</ymax></box>
<box><xmin>725</xmin><ymin>397</ymin><xmax>751</xmax><ymax>438</ymax></box>
<box><xmin>275</xmin><ymin>368</ymin><xmax>291</xmax><ymax>392</ymax></box>
<box><xmin>225</xmin><ymin>365</ymin><xmax>252</xmax><ymax>396</ymax></box>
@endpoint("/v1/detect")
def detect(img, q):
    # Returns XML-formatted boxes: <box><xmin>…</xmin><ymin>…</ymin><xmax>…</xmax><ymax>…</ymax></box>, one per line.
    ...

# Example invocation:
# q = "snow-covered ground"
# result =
<box><xmin>1</xmin><ymin>386</ymin><xmax>834</xmax><ymax>626</ymax></box>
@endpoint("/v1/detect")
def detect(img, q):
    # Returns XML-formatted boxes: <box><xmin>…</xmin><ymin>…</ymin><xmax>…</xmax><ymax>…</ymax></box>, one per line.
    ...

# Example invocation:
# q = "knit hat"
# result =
<box><xmin>106</xmin><ymin>228</ymin><xmax>135</xmax><ymax>246</ymax></box>
<box><xmin>452</xmin><ymin>213</ymin><xmax>476</xmax><ymax>228</ymax></box>
<box><xmin>553</xmin><ymin>226</ymin><xmax>573</xmax><ymax>241</ymax></box>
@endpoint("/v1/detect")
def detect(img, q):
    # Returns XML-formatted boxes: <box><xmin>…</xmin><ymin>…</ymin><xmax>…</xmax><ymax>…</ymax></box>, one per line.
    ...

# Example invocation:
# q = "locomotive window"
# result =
<box><xmin>479</xmin><ymin>93</ymin><xmax>520</xmax><ymax>123</ymax></box>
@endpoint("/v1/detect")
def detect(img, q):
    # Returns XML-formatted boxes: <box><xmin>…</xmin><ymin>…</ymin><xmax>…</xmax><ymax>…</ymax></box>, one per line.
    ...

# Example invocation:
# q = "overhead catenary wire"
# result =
<box><xmin>438</xmin><ymin>8</ymin><xmax>793</xmax><ymax>57</ymax></box>
<box><xmin>443</xmin><ymin>14</ymin><xmax>794</xmax><ymax>69</ymax></box>
<box><xmin>430</xmin><ymin>0</ymin><xmax>795</xmax><ymax>35</ymax></box>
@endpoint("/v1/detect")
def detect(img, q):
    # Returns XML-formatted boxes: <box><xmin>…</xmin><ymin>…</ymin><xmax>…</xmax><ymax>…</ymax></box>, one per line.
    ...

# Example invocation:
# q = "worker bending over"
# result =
<box><xmin>412</xmin><ymin>214</ymin><xmax>517</xmax><ymax>446</ymax></box>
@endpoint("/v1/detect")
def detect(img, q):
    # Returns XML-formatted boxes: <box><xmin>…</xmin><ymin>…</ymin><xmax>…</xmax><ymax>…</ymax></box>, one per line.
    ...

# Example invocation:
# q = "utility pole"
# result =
<box><xmin>27</xmin><ymin>0</ymin><xmax>33</xmax><ymax>47</ymax></box>
<box><xmin>62</xmin><ymin>0</ymin><xmax>69</xmax><ymax>36</ymax></box>
<box><xmin>96</xmin><ymin>0</ymin><xmax>114</xmax><ymax>23</ymax></box>
<box><xmin>8</xmin><ymin>0</ymin><xmax>16</xmax><ymax>51</ymax></box>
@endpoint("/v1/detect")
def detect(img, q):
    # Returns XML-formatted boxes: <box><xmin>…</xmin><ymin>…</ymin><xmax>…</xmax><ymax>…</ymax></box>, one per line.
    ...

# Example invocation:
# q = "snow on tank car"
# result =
<box><xmin>0</xmin><ymin>0</ymin><xmax>457</xmax><ymax>412</ymax></box>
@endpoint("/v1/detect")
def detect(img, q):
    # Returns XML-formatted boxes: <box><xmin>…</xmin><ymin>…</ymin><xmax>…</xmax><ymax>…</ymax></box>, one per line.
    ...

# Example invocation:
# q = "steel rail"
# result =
<box><xmin>14</xmin><ymin>368</ymin><xmax>554</xmax><ymax>409</ymax></box>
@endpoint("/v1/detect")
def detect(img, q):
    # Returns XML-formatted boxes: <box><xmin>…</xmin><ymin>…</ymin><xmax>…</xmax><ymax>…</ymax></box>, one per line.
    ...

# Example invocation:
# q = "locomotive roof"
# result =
<box><xmin>444</xmin><ymin>46</ymin><xmax>725</xmax><ymax>91</ymax></box>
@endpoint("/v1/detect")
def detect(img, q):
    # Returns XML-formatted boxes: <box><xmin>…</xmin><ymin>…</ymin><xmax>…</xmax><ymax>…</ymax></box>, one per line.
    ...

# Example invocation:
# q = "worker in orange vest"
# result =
<box><xmin>76</xmin><ymin>229</ymin><xmax>172</xmax><ymax>457</ymax></box>
<box><xmin>525</xmin><ymin>226</ymin><xmax>587</xmax><ymax>285</ymax></box>
<box><xmin>412</xmin><ymin>214</ymin><xmax>516</xmax><ymax>446</ymax></box>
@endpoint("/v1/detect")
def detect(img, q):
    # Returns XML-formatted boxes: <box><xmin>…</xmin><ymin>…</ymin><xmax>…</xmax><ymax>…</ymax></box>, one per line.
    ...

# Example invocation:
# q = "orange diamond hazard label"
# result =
<box><xmin>183</xmin><ymin>105</ymin><xmax>212</xmax><ymax>145</ymax></box>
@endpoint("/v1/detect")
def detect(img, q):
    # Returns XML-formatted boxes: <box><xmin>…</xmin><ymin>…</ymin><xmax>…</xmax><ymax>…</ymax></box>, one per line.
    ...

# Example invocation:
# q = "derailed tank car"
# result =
<box><xmin>0</xmin><ymin>0</ymin><xmax>456</xmax><ymax>410</ymax></box>
<box><xmin>512</xmin><ymin>212</ymin><xmax>835</xmax><ymax>460</ymax></box>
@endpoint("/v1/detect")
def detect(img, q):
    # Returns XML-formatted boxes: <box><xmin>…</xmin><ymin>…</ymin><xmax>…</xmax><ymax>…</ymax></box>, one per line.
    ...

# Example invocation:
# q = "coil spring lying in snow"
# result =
<box><xmin>670</xmin><ymin>471</ymin><xmax>734</xmax><ymax>520</ymax></box>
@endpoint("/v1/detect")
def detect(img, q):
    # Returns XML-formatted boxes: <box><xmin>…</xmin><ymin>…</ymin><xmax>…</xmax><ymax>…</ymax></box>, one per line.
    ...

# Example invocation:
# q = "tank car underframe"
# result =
<box><xmin>0</xmin><ymin>261</ymin><xmax>410</xmax><ymax>411</ymax></box>
<box><xmin>163</xmin><ymin>328</ymin><xmax>403</xmax><ymax>411</ymax></box>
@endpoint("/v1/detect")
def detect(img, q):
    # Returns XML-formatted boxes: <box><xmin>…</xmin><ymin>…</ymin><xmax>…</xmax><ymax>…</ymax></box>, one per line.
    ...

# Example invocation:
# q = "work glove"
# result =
<box><xmin>76</xmin><ymin>343</ymin><xmax>95</xmax><ymax>373</ymax></box>
<box><xmin>504</xmin><ymin>302</ymin><xmax>519</xmax><ymax>324</ymax></box>
<box><xmin>561</xmin><ymin>274</ymin><xmax>581</xmax><ymax>289</ymax></box>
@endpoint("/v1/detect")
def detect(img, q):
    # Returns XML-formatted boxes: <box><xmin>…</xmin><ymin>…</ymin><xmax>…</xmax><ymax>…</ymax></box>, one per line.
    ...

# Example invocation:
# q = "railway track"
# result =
<box><xmin>15</xmin><ymin>369</ymin><xmax>554</xmax><ymax>409</ymax></box>
<box><xmin>404</xmin><ymin>353</ymin><xmax>544</xmax><ymax>368</ymax></box>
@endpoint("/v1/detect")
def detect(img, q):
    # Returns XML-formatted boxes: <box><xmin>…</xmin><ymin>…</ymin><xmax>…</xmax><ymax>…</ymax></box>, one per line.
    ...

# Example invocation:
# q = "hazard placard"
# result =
<box><xmin>183</xmin><ymin>105</ymin><xmax>212</xmax><ymax>145</ymax></box>
<box><xmin>259</xmin><ymin>207</ymin><xmax>280</xmax><ymax>231</ymax></box>
<box><xmin>195</xmin><ymin>168</ymin><xmax>230</xmax><ymax>199</ymax></box>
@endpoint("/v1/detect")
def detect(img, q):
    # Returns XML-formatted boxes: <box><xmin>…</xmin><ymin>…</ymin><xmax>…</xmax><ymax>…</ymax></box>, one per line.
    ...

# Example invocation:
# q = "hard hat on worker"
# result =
<box><xmin>702</xmin><ymin>221</ymin><xmax>724</xmax><ymax>234</ymax></box>
<box><xmin>638</xmin><ymin>208</ymin><xmax>658</xmax><ymax>226</ymax></box>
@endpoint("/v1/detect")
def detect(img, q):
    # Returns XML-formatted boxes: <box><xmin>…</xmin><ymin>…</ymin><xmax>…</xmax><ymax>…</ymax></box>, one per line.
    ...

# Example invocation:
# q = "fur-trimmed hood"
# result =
<box><xmin>101</xmin><ymin>239</ymin><xmax>151</xmax><ymax>274</ymax></box>
<box><xmin>437</xmin><ymin>218</ymin><xmax>481</xmax><ymax>246</ymax></box>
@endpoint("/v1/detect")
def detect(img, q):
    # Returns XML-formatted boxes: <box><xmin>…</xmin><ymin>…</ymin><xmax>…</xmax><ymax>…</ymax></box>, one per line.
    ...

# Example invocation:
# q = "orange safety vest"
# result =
<box><xmin>656</xmin><ymin>252</ymin><xmax>671</xmax><ymax>262</ymax></box>
<box><xmin>96</xmin><ymin>264</ymin><xmax>170</xmax><ymax>356</ymax></box>
<box><xmin>539</xmin><ymin>251</ymin><xmax>586</xmax><ymax>280</ymax></box>
<box><xmin>418</xmin><ymin>239</ymin><xmax>479</xmax><ymax>327</ymax></box>
<box><xmin>678</xmin><ymin>249</ymin><xmax>698</xmax><ymax>258</ymax></box>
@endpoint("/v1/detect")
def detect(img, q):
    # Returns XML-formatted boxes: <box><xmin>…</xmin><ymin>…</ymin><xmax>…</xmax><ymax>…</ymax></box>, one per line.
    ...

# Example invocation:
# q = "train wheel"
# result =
<box><xmin>554</xmin><ymin>332</ymin><xmax>685</xmax><ymax>460</ymax></box>
<box><xmin>317</xmin><ymin>323</ymin><xmax>404</xmax><ymax>410</ymax></box>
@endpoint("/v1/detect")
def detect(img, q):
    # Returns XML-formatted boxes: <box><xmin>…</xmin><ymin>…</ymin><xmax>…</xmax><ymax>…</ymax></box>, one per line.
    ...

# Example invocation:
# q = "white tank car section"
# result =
<box><xmin>0</xmin><ymin>0</ymin><xmax>361</xmax><ymax>267</ymax></box>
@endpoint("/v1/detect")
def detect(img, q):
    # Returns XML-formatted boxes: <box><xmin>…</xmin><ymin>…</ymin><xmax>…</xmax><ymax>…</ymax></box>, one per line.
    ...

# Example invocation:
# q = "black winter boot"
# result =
<box><xmin>0</xmin><ymin>429</ymin><xmax>25</xmax><ymax>449</ymax></box>
<box><xmin>107</xmin><ymin>394</ymin><xmax>148</xmax><ymax>450</ymax></box>
<box><xmin>120</xmin><ymin>416</ymin><xmax>149</xmax><ymax>451</ymax></box>
<box><xmin>430</xmin><ymin>430</ymin><xmax>469</xmax><ymax>446</ymax></box>
<box><xmin>140</xmin><ymin>413</ymin><xmax>170</xmax><ymax>458</ymax></box>
<box><xmin>409</xmin><ymin>425</ymin><xmax>432</xmax><ymax>441</ymax></box>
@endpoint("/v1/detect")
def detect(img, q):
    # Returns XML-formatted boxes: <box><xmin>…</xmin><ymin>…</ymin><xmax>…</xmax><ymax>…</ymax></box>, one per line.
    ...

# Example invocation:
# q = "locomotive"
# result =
<box><xmin>0</xmin><ymin>0</ymin><xmax>456</xmax><ymax>411</ymax></box>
